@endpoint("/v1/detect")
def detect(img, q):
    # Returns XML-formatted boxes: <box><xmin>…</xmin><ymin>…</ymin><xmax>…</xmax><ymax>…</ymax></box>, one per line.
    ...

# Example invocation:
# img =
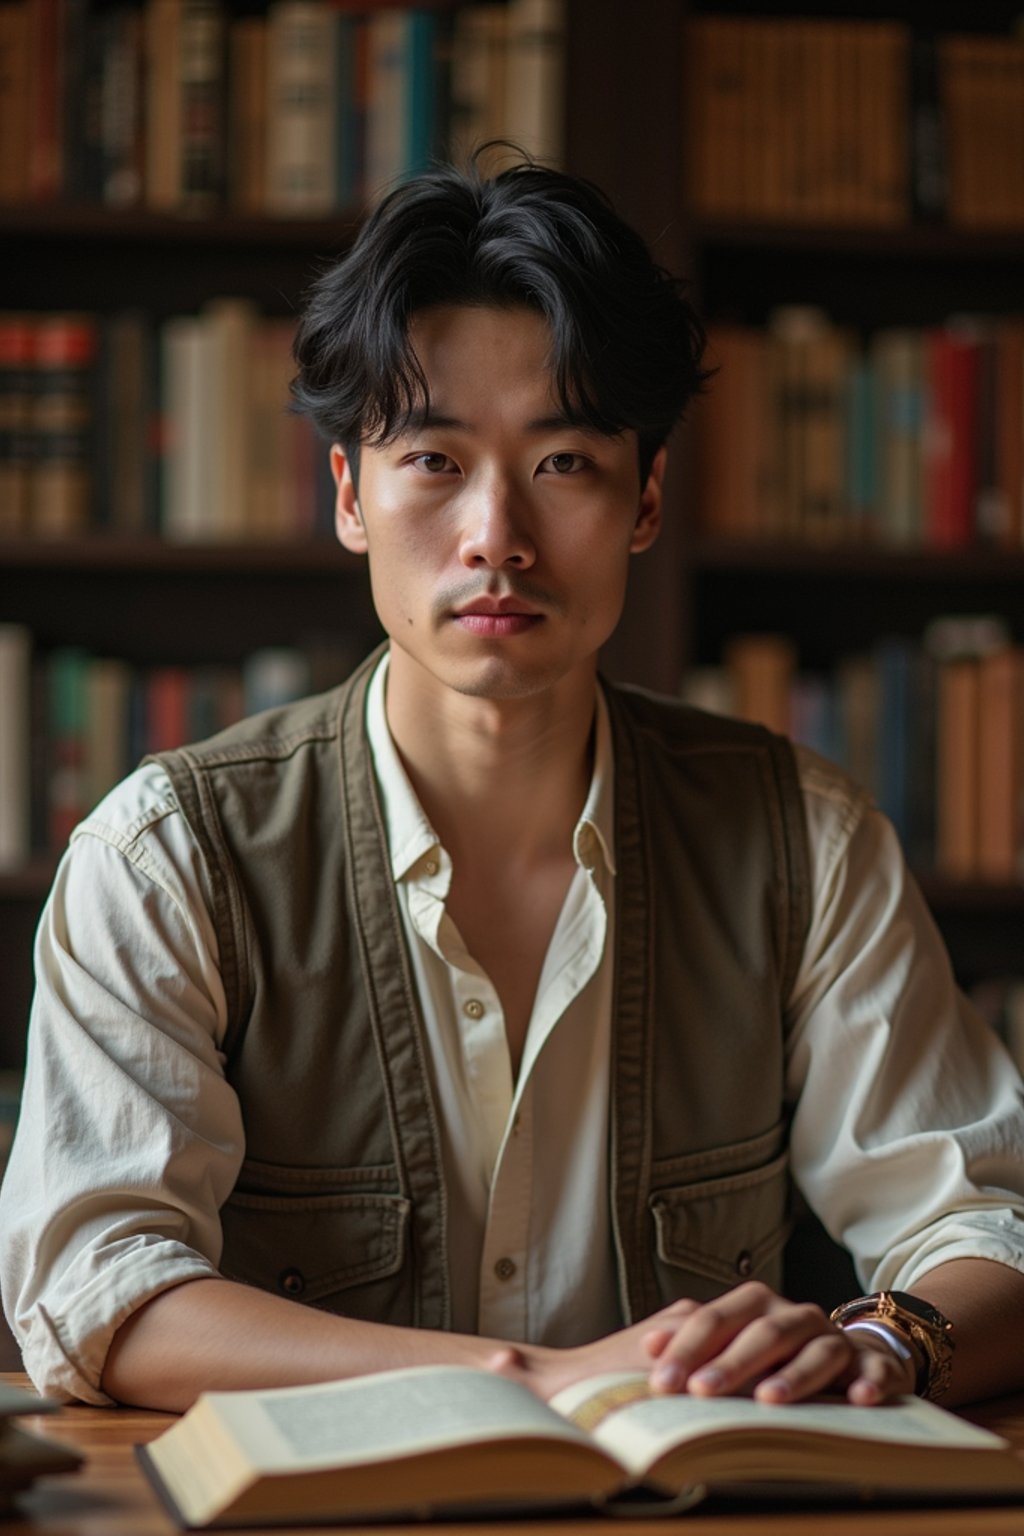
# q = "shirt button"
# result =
<box><xmin>423</xmin><ymin>858</ymin><xmax>439</xmax><ymax>876</ymax></box>
<box><xmin>463</xmin><ymin>998</ymin><xmax>484</xmax><ymax>1020</ymax></box>
<box><xmin>279</xmin><ymin>1268</ymin><xmax>306</xmax><ymax>1297</ymax></box>
<box><xmin>494</xmin><ymin>1257</ymin><xmax>517</xmax><ymax>1281</ymax></box>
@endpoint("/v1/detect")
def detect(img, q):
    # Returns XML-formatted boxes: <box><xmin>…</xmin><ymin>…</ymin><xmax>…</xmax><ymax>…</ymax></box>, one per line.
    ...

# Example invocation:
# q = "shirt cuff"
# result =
<box><xmin>19</xmin><ymin>1243</ymin><xmax>221</xmax><ymax>1405</ymax></box>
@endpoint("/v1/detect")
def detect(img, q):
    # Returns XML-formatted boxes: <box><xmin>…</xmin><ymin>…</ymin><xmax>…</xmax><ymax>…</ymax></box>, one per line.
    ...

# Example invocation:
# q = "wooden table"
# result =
<box><xmin>4</xmin><ymin>1372</ymin><xmax>1024</xmax><ymax>1535</ymax></box>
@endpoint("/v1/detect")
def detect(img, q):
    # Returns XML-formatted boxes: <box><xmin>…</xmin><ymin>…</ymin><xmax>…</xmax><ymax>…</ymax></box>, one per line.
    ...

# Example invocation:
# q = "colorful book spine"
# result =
<box><xmin>30</xmin><ymin>313</ymin><xmax>97</xmax><ymax>536</ymax></box>
<box><xmin>0</xmin><ymin>313</ymin><xmax>36</xmax><ymax>536</ymax></box>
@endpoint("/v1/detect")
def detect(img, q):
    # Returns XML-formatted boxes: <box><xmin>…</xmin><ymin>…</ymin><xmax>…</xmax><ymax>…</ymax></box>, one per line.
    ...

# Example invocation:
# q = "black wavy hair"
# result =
<box><xmin>292</xmin><ymin>151</ymin><xmax>711</xmax><ymax>484</ymax></box>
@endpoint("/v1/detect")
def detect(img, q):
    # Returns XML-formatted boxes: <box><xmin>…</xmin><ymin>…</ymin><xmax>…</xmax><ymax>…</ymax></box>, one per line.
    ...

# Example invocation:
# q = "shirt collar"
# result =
<box><xmin>365</xmin><ymin>650</ymin><xmax>616</xmax><ymax>884</ymax></box>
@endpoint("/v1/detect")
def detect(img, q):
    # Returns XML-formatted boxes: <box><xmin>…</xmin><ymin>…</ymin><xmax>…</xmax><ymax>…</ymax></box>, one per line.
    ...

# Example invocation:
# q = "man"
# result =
<box><xmin>3</xmin><ymin>159</ymin><xmax>1024</xmax><ymax>1414</ymax></box>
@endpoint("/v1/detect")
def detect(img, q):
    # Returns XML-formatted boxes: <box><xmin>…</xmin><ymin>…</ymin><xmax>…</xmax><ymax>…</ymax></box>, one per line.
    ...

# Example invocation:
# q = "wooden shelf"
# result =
<box><xmin>695</xmin><ymin>219</ymin><xmax>1024</xmax><ymax>260</ymax></box>
<box><xmin>918</xmin><ymin>875</ymin><xmax>1024</xmax><ymax>912</ymax></box>
<box><xmin>0</xmin><ymin>537</ymin><xmax>359</xmax><ymax>574</ymax></box>
<box><xmin>689</xmin><ymin>537</ymin><xmax>1024</xmax><ymax>582</ymax></box>
<box><xmin>0</xmin><ymin>203</ymin><xmax>360</xmax><ymax>247</ymax></box>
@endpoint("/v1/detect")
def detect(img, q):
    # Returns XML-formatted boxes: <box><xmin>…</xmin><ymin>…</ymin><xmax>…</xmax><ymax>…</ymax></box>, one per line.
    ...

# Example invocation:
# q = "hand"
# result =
<box><xmin>641</xmin><ymin>1281</ymin><xmax>917</xmax><ymax>1406</ymax></box>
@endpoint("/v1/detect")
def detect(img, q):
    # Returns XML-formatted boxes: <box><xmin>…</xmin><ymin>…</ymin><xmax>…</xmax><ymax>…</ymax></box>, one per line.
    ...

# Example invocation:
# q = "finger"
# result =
<box><xmin>682</xmin><ymin>1303</ymin><xmax>841</xmax><ymax>1398</ymax></box>
<box><xmin>750</xmin><ymin>1330</ymin><xmax>858</xmax><ymax>1403</ymax></box>
<box><xmin>845</xmin><ymin>1341</ymin><xmax>917</xmax><ymax>1407</ymax></box>
<box><xmin>643</xmin><ymin>1328</ymin><xmax>676</xmax><ymax>1361</ymax></box>
<box><xmin>649</xmin><ymin>1283</ymin><xmax>783</xmax><ymax>1394</ymax></box>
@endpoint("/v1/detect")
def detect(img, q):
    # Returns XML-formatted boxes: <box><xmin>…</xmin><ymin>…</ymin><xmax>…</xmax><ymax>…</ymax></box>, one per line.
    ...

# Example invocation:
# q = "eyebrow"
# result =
<box><xmin>400</xmin><ymin>407</ymin><xmax>611</xmax><ymax>439</ymax></box>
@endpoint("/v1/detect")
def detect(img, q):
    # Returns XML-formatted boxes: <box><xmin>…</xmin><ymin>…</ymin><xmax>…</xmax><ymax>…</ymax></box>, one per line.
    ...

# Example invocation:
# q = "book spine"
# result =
<box><xmin>101</xmin><ymin>6</ymin><xmax>146</xmax><ymax>207</ymax></box>
<box><xmin>0</xmin><ymin>312</ymin><xmax>36</xmax><ymax>536</ymax></box>
<box><xmin>145</xmin><ymin>0</ymin><xmax>183</xmax><ymax>209</ymax></box>
<box><xmin>180</xmin><ymin>0</ymin><xmax>226</xmax><ymax>212</ymax></box>
<box><xmin>910</xmin><ymin>28</ymin><xmax>948</xmax><ymax>221</ymax></box>
<box><xmin>203</xmin><ymin>297</ymin><xmax>255</xmax><ymax>540</ymax></box>
<box><xmin>995</xmin><ymin>320</ymin><xmax>1024</xmax><ymax>547</ymax></box>
<box><xmin>227</xmin><ymin>14</ymin><xmax>267</xmax><ymax>212</ymax></box>
<box><xmin>935</xmin><ymin>655</ymin><xmax>980</xmax><ymax>877</ymax></box>
<box><xmin>365</xmin><ymin>10</ymin><xmax>407</xmax><ymax>199</ymax></box>
<box><xmin>977</xmin><ymin>646</ymin><xmax>1023</xmax><ymax>881</ymax></box>
<box><xmin>84</xmin><ymin>655</ymin><xmax>131</xmax><ymax>811</ymax></box>
<box><xmin>104</xmin><ymin>310</ymin><xmax>153</xmax><ymax>533</ymax></box>
<box><xmin>0</xmin><ymin>623</ymin><xmax>32</xmax><ymax>869</ymax></box>
<box><xmin>404</xmin><ymin>10</ymin><xmax>436</xmax><ymax>180</ymax></box>
<box><xmin>26</xmin><ymin>0</ymin><xmax>64</xmax><ymax>200</ymax></box>
<box><xmin>503</xmin><ymin>0</ymin><xmax>565</xmax><ymax>167</ymax></box>
<box><xmin>60</xmin><ymin>0</ymin><xmax>90</xmax><ymax>199</ymax></box>
<box><xmin>46</xmin><ymin>645</ymin><xmax>90</xmax><ymax>850</ymax></box>
<box><xmin>160</xmin><ymin>314</ymin><xmax>211</xmax><ymax>541</ymax></box>
<box><xmin>0</xmin><ymin>0</ymin><xmax>30</xmax><ymax>202</ymax></box>
<box><xmin>146</xmin><ymin>665</ymin><xmax>190</xmax><ymax>753</ymax></box>
<box><xmin>265</xmin><ymin>0</ymin><xmax>338</xmax><ymax>215</ymax></box>
<box><xmin>724</xmin><ymin>632</ymin><xmax>796</xmax><ymax>736</ymax></box>
<box><xmin>29</xmin><ymin>313</ymin><xmax>97</xmax><ymax>536</ymax></box>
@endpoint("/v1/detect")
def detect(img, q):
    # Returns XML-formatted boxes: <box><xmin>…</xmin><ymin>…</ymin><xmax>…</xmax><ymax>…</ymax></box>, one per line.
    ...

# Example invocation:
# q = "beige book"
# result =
<box><xmin>137</xmin><ymin>1365</ymin><xmax>1024</xmax><ymax>1529</ymax></box>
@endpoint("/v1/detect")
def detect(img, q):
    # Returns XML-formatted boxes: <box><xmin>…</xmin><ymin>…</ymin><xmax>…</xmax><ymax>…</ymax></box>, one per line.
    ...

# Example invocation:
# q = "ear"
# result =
<box><xmin>330</xmin><ymin>444</ymin><xmax>368</xmax><ymax>555</ymax></box>
<box><xmin>629</xmin><ymin>445</ymin><xmax>666</xmax><ymax>554</ymax></box>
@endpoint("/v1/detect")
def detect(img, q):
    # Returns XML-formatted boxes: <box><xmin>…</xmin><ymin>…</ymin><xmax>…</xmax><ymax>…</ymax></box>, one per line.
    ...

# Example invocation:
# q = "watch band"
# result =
<box><xmin>830</xmin><ymin>1291</ymin><xmax>955</xmax><ymax>1401</ymax></box>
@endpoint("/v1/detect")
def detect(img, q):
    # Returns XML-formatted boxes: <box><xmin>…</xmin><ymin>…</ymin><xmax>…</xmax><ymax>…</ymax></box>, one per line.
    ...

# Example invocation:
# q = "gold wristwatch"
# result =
<box><xmin>830</xmin><ymin>1291</ymin><xmax>955</xmax><ymax>1401</ymax></box>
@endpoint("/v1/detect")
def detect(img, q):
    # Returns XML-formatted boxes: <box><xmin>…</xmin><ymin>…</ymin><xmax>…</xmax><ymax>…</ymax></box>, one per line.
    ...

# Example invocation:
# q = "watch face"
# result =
<box><xmin>888</xmin><ymin>1292</ymin><xmax>950</xmax><ymax>1330</ymax></box>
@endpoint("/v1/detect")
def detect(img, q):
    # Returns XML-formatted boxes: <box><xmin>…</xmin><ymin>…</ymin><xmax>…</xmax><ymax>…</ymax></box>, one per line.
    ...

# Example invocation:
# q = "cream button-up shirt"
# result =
<box><xmin>3</xmin><ymin>658</ymin><xmax>1024</xmax><ymax>1402</ymax></box>
<box><xmin>365</xmin><ymin>657</ymin><xmax>620</xmax><ymax>1344</ymax></box>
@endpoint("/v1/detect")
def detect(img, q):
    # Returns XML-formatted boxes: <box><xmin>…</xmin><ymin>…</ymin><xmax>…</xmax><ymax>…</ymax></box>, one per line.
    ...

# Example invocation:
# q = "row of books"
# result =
<box><xmin>685</xmin><ymin>17</ymin><xmax>1024</xmax><ymax>228</ymax></box>
<box><xmin>0</xmin><ymin>303</ymin><xmax>335</xmax><ymax>541</ymax></box>
<box><xmin>0</xmin><ymin>625</ymin><xmax>370</xmax><ymax>868</ymax></box>
<box><xmin>0</xmin><ymin>0</ymin><xmax>565</xmax><ymax>215</ymax></box>
<box><xmin>682</xmin><ymin>617</ymin><xmax>1024</xmax><ymax>884</ymax></box>
<box><xmin>695</xmin><ymin>311</ymin><xmax>1024</xmax><ymax>550</ymax></box>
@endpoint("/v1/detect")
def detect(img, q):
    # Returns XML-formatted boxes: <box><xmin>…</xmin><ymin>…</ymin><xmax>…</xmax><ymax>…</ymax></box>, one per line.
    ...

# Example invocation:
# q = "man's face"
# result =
<box><xmin>331</xmin><ymin>304</ymin><xmax>664</xmax><ymax>704</ymax></box>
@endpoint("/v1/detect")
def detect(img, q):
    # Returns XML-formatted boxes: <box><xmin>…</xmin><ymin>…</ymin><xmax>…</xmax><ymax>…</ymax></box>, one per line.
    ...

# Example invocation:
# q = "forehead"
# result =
<box><xmin>407</xmin><ymin>304</ymin><xmax>557</xmax><ymax>402</ymax></box>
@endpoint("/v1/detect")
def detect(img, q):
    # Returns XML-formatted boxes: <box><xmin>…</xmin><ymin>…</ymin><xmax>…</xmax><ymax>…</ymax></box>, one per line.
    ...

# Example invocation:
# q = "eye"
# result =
<box><xmin>540</xmin><ymin>451</ymin><xmax>588</xmax><ymax>475</ymax></box>
<box><xmin>409</xmin><ymin>452</ymin><xmax>457</xmax><ymax>474</ymax></box>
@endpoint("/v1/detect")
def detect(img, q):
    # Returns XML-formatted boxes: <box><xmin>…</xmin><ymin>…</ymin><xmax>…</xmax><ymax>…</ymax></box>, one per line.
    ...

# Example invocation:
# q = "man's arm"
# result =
<box><xmin>635</xmin><ymin>1260</ymin><xmax>1024</xmax><ymax>1409</ymax></box>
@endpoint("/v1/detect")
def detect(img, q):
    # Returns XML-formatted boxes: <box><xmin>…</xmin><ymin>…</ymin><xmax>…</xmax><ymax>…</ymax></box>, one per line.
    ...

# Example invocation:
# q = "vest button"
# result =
<box><xmin>463</xmin><ymin>998</ymin><xmax>485</xmax><ymax>1020</ymax></box>
<box><xmin>280</xmin><ymin>1268</ymin><xmax>306</xmax><ymax>1296</ymax></box>
<box><xmin>494</xmin><ymin>1257</ymin><xmax>516</xmax><ymax>1281</ymax></box>
<box><xmin>735</xmin><ymin>1250</ymin><xmax>754</xmax><ymax>1278</ymax></box>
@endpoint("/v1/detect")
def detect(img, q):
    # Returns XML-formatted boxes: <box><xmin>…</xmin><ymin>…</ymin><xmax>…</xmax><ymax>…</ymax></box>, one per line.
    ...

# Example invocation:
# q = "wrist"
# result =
<box><xmin>839</xmin><ymin>1320</ymin><xmax>921</xmax><ymax>1394</ymax></box>
<box><xmin>830</xmin><ymin>1291</ymin><xmax>955</xmax><ymax>1400</ymax></box>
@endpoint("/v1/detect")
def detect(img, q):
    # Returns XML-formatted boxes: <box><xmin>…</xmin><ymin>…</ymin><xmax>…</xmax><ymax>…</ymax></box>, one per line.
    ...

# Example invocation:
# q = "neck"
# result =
<box><xmin>383</xmin><ymin>651</ymin><xmax>597</xmax><ymax>865</ymax></box>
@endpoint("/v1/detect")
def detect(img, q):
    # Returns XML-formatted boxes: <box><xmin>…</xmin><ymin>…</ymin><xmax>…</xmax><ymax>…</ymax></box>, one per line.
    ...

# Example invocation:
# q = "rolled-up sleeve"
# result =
<box><xmin>786</xmin><ymin>748</ymin><xmax>1024</xmax><ymax>1291</ymax></box>
<box><xmin>0</xmin><ymin>768</ymin><xmax>245</xmax><ymax>1403</ymax></box>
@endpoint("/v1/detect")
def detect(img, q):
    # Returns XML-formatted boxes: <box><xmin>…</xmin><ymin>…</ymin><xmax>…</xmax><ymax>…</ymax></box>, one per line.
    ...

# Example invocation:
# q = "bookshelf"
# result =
<box><xmin>670</xmin><ymin>0</ymin><xmax>1024</xmax><ymax>1004</ymax></box>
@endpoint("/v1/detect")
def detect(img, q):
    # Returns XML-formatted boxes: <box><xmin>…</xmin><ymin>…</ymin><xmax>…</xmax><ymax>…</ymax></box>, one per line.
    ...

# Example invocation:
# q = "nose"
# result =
<box><xmin>457</xmin><ymin>473</ymin><xmax>536</xmax><ymax>570</ymax></box>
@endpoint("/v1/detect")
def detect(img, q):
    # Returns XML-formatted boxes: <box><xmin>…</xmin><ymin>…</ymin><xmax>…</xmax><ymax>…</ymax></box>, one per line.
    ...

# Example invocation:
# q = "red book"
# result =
<box><xmin>924</xmin><ymin>327</ymin><xmax>981</xmax><ymax>549</ymax></box>
<box><xmin>26</xmin><ymin>0</ymin><xmax>63</xmax><ymax>200</ymax></box>
<box><xmin>146</xmin><ymin>667</ymin><xmax>190</xmax><ymax>754</ymax></box>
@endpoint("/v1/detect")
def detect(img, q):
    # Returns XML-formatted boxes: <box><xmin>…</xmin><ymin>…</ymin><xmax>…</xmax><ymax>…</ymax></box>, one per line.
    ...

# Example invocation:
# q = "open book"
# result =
<box><xmin>137</xmin><ymin>1364</ymin><xmax>1024</xmax><ymax>1528</ymax></box>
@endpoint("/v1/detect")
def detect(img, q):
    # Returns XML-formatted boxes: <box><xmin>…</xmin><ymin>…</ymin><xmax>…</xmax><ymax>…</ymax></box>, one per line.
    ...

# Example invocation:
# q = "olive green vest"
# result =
<box><xmin>153</xmin><ymin>645</ymin><xmax>811</xmax><ymax>1334</ymax></box>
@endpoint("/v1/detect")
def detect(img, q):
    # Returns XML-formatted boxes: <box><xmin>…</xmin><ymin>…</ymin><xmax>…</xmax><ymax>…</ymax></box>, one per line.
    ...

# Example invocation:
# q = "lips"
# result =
<box><xmin>452</xmin><ymin>596</ymin><xmax>542</xmax><ymax>619</ymax></box>
<box><xmin>454</xmin><ymin>610</ymin><xmax>543</xmax><ymax>637</ymax></box>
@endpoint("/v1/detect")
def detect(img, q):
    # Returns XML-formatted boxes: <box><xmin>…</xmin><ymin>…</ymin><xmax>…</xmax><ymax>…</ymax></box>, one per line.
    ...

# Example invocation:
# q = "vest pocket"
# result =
<box><xmin>649</xmin><ymin>1147</ymin><xmax>792</xmax><ymax>1299</ymax></box>
<box><xmin>220</xmin><ymin>1176</ymin><xmax>411</xmax><ymax>1314</ymax></box>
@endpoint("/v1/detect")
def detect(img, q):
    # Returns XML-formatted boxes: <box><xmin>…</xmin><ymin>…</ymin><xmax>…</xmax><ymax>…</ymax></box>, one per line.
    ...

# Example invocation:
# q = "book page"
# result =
<box><xmin>550</xmin><ymin>1374</ymin><xmax>1010</xmax><ymax>1479</ymax></box>
<box><xmin>205</xmin><ymin>1366</ymin><xmax>595</xmax><ymax>1474</ymax></box>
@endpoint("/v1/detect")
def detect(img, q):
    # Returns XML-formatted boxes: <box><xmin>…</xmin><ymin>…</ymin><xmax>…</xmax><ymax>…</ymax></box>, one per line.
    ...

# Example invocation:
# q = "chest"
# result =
<box><xmin>447</xmin><ymin>855</ymin><xmax>579</xmax><ymax>1073</ymax></box>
